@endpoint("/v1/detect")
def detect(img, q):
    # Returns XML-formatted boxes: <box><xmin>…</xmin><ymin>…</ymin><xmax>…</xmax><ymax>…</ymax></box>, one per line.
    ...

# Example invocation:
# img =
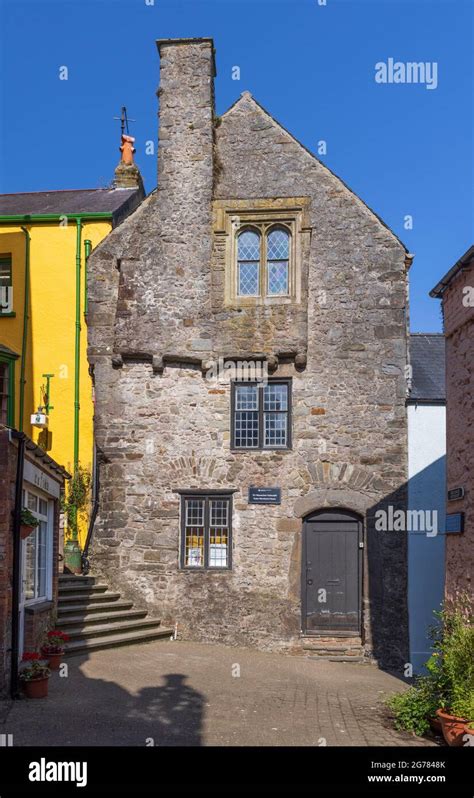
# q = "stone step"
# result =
<box><xmin>61</xmin><ymin>618</ymin><xmax>164</xmax><ymax>640</ymax></box>
<box><xmin>57</xmin><ymin>609</ymin><xmax>147</xmax><ymax>627</ymax></box>
<box><xmin>58</xmin><ymin>583</ymin><xmax>108</xmax><ymax>595</ymax></box>
<box><xmin>58</xmin><ymin>600</ymin><xmax>134</xmax><ymax>616</ymax></box>
<box><xmin>58</xmin><ymin>591</ymin><xmax>121</xmax><ymax>605</ymax></box>
<box><xmin>65</xmin><ymin>627</ymin><xmax>174</xmax><ymax>655</ymax></box>
<box><xmin>59</xmin><ymin>574</ymin><xmax>96</xmax><ymax>584</ymax></box>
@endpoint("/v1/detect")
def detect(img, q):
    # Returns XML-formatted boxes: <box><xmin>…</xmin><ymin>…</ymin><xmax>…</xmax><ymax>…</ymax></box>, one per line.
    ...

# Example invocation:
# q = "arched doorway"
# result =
<box><xmin>302</xmin><ymin>509</ymin><xmax>363</xmax><ymax>634</ymax></box>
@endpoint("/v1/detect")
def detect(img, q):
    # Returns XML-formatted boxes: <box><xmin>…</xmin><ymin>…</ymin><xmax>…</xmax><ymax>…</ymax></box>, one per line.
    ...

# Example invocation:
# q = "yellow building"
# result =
<box><xmin>0</xmin><ymin>176</ymin><xmax>144</xmax><ymax>551</ymax></box>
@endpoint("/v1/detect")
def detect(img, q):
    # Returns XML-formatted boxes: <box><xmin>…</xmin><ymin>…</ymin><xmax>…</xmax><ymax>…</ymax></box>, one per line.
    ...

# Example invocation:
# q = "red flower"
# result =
<box><xmin>22</xmin><ymin>652</ymin><xmax>40</xmax><ymax>661</ymax></box>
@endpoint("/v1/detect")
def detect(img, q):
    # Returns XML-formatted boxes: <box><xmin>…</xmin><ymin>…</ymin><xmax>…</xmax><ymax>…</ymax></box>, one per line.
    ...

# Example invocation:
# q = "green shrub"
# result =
<box><xmin>386</xmin><ymin>678</ymin><xmax>439</xmax><ymax>736</ymax></box>
<box><xmin>386</xmin><ymin>595</ymin><xmax>474</xmax><ymax>735</ymax></box>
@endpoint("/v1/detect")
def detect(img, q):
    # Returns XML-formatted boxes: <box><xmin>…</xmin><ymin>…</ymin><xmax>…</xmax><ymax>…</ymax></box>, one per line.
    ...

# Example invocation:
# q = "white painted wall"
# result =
<box><xmin>408</xmin><ymin>403</ymin><xmax>446</xmax><ymax>673</ymax></box>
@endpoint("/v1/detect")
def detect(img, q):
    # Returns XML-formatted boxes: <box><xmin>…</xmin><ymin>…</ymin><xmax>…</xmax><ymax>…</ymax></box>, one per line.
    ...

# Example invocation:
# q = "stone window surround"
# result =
<box><xmin>213</xmin><ymin>197</ymin><xmax>311</xmax><ymax>307</ymax></box>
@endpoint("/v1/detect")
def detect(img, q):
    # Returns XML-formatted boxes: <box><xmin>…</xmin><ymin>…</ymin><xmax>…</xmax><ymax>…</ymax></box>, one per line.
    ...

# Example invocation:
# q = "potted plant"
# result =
<box><xmin>20</xmin><ymin>509</ymin><xmax>39</xmax><ymax>540</ymax></box>
<box><xmin>386</xmin><ymin>595</ymin><xmax>473</xmax><ymax>744</ymax></box>
<box><xmin>19</xmin><ymin>653</ymin><xmax>51</xmax><ymax>698</ymax></box>
<box><xmin>432</xmin><ymin>600</ymin><xmax>474</xmax><ymax>746</ymax></box>
<box><xmin>61</xmin><ymin>465</ymin><xmax>91</xmax><ymax>573</ymax></box>
<box><xmin>40</xmin><ymin>630</ymin><xmax>69</xmax><ymax>670</ymax></box>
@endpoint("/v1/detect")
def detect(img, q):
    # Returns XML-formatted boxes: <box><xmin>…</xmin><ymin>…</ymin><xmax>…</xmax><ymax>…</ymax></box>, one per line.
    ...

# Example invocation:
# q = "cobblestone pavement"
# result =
<box><xmin>1</xmin><ymin>640</ymin><xmax>438</xmax><ymax>747</ymax></box>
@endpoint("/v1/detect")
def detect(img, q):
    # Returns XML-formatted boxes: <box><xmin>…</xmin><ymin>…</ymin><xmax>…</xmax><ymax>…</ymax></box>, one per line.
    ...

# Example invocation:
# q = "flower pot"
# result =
<box><xmin>22</xmin><ymin>676</ymin><xmax>49</xmax><ymax>699</ymax></box>
<box><xmin>64</xmin><ymin>539</ymin><xmax>82</xmax><ymax>574</ymax></box>
<box><xmin>20</xmin><ymin>524</ymin><xmax>35</xmax><ymax>540</ymax></box>
<box><xmin>41</xmin><ymin>650</ymin><xmax>64</xmax><ymax>670</ymax></box>
<box><xmin>436</xmin><ymin>708</ymin><xmax>469</xmax><ymax>746</ymax></box>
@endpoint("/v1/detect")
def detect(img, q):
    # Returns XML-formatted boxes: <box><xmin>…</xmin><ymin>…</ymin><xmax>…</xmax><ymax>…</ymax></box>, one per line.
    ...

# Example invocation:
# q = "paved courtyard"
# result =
<box><xmin>1</xmin><ymin>640</ymin><xmax>437</xmax><ymax>747</ymax></box>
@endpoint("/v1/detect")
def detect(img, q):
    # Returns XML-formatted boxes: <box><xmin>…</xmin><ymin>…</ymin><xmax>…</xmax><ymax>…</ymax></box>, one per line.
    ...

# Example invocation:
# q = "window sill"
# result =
<box><xmin>230</xmin><ymin>447</ymin><xmax>292</xmax><ymax>453</ymax></box>
<box><xmin>178</xmin><ymin>568</ymin><xmax>232</xmax><ymax>573</ymax></box>
<box><xmin>0</xmin><ymin>312</ymin><xmax>16</xmax><ymax>318</ymax></box>
<box><xmin>25</xmin><ymin>600</ymin><xmax>54</xmax><ymax>614</ymax></box>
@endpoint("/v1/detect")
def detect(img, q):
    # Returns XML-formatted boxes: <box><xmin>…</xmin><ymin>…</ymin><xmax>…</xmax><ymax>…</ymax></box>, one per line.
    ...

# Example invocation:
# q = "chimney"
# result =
<box><xmin>114</xmin><ymin>133</ymin><xmax>144</xmax><ymax>190</ymax></box>
<box><xmin>153</xmin><ymin>38</ymin><xmax>216</xmax><ymax>348</ymax></box>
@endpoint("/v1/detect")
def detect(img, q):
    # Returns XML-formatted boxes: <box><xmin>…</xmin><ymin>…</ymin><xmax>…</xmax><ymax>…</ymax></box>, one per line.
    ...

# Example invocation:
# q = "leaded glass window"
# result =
<box><xmin>235</xmin><ymin>225</ymin><xmax>292</xmax><ymax>299</ymax></box>
<box><xmin>181</xmin><ymin>494</ymin><xmax>232</xmax><ymax>569</ymax></box>
<box><xmin>232</xmin><ymin>380</ymin><xmax>291</xmax><ymax>449</ymax></box>
<box><xmin>237</xmin><ymin>229</ymin><xmax>260</xmax><ymax>296</ymax></box>
<box><xmin>267</xmin><ymin>228</ymin><xmax>289</xmax><ymax>295</ymax></box>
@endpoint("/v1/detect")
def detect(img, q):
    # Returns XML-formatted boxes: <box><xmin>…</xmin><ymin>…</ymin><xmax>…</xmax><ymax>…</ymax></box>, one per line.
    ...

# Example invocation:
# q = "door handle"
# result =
<box><xmin>307</xmin><ymin>579</ymin><xmax>313</xmax><ymax>585</ymax></box>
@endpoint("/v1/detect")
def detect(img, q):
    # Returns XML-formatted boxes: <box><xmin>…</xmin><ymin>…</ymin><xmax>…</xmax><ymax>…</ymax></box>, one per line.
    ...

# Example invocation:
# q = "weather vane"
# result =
<box><xmin>113</xmin><ymin>106</ymin><xmax>136</xmax><ymax>137</ymax></box>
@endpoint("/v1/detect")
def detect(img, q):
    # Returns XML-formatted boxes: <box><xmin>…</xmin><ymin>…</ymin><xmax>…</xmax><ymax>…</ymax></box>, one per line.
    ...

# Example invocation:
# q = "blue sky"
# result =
<box><xmin>1</xmin><ymin>0</ymin><xmax>473</xmax><ymax>331</ymax></box>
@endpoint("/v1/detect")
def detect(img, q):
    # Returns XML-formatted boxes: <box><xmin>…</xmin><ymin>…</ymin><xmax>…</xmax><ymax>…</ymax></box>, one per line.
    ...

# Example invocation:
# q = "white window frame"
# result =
<box><xmin>21</xmin><ymin>487</ymin><xmax>53</xmax><ymax>605</ymax></box>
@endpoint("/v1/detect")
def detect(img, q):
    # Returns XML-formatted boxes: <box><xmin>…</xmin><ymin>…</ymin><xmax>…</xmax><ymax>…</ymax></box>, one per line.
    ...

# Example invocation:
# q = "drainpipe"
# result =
<box><xmin>18</xmin><ymin>228</ymin><xmax>30</xmax><ymax>432</ymax></box>
<box><xmin>10</xmin><ymin>429</ymin><xmax>26</xmax><ymax>698</ymax></box>
<box><xmin>84</xmin><ymin>239</ymin><xmax>92</xmax><ymax>317</ymax></box>
<box><xmin>73</xmin><ymin>218</ymin><xmax>82</xmax><ymax>473</ymax></box>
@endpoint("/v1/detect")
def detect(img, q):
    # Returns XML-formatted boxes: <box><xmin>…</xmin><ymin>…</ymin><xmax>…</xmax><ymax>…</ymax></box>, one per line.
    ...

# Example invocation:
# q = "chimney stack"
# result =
<box><xmin>114</xmin><ymin>133</ymin><xmax>144</xmax><ymax>190</ymax></box>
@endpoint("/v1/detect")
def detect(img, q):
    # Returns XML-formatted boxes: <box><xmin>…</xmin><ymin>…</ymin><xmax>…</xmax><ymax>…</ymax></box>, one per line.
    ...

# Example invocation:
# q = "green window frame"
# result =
<box><xmin>0</xmin><ymin>254</ymin><xmax>13</xmax><ymax>315</ymax></box>
<box><xmin>0</xmin><ymin>352</ymin><xmax>17</xmax><ymax>426</ymax></box>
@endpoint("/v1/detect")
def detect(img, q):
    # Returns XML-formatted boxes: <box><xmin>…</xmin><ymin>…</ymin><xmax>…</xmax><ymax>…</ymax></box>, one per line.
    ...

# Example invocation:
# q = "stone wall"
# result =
<box><xmin>87</xmin><ymin>39</ymin><xmax>411</xmax><ymax>669</ymax></box>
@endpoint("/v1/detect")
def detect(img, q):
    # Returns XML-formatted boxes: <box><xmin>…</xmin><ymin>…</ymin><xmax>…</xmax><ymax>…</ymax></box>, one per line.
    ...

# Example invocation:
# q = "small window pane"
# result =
<box><xmin>238</xmin><ymin>230</ymin><xmax>261</xmax><ymax>296</ymax></box>
<box><xmin>267</xmin><ymin>229</ymin><xmax>289</xmax><ymax>260</ymax></box>
<box><xmin>39</xmin><ymin>498</ymin><xmax>48</xmax><ymax>517</ymax></box>
<box><xmin>238</xmin><ymin>262</ymin><xmax>259</xmax><ymax>296</ymax></box>
<box><xmin>264</xmin><ymin>384</ymin><xmax>288</xmax><ymax>411</ymax></box>
<box><xmin>24</xmin><ymin>530</ymin><xmax>37</xmax><ymax>600</ymax></box>
<box><xmin>268</xmin><ymin>262</ymin><xmax>289</xmax><ymax>295</ymax></box>
<box><xmin>238</xmin><ymin>230</ymin><xmax>260</xmax><ymax>261</ymax></box>
<box><xmin>264</xmin><ymin>412</ymin><xmax>288</xmax><ymax>447</ymax></box>
<box><xmin>185</xmin><ymin>499</ymin><xmax>204</xmax><ymax>567</ymax></box>
<box><xmin>27</xmin><ymin>492</ymin><xmax>38</xmax><ymax>512</ymax></box>
<box><xmin>235</xmin><ymin>411</ymin><xmax>259</xmax><ymax>448</ymax></box>
<box><xmin>267</xmin><ymin>229</ymin><xmax>290</xmax><ymax>295</ymax></box>
<box><xmin>236</xmin><ymin>385</ymin><xmax>258</xmax><ymax>411</ymax></box>
<box><xmin>0</xmin><ymin>258</ymin><xmax>12</xmax><ymax>287</ymax></box>
<box><xmin>37</xmin><ymin>521</ymin><xmax>47</xmax><ymax>597</ymax></box>
<box><xmin>209</xmin><ymin>499</ymin><xmax>229</xmax><ymax>568</ymax></box>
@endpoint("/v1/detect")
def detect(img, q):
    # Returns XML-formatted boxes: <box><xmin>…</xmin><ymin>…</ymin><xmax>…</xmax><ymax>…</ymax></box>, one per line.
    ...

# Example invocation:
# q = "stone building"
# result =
<box><xmin>87</xmin><ymin>38</ymin><xmax>413</xmax><ymax>668</ymax></box>
<box><xmin>431</xmin><ymin>245</ymin><xmax>473</xmax><ymax>603</ymax></box>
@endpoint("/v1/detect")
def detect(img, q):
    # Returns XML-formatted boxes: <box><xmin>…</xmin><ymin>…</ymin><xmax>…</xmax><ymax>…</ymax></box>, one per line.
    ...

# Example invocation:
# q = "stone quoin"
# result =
<box><xmin>87</xmin><ymin>38</ymin><xmax>412</xmax><ymax>668</ymax></box>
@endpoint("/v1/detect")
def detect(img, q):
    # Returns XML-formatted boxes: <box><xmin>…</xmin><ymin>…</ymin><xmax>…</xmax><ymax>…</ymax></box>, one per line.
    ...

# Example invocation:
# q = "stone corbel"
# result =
<box><xmin>295</xmin><ymin>351</ymin><xmax>307</xmax><ymax>371</ymax></box>
<box><xmin>152</xmin><ymin>355</ymin><xmax>164</xmax><ymax>375</ymax></box>
<box><xmin>267</xmin><ymin>355</ymin><xmax>279</xmax><ymax>374</ymax></box>
<box><xmin>111</xmin><ymin>354</ymin><xmax>123</xmax><ymax>369</ymax></box>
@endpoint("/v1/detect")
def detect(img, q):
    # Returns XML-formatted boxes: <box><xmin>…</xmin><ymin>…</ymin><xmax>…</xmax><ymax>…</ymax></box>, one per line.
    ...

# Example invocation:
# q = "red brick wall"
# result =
<box><xmin>443</xmin><ymin>262</ymin><xmax>474</xmax><ymax>600</ymax></box>
<box><xmin>0</xmin><ymin>428</ymin><xmax>64</xmax><ymax>696</ymax></box>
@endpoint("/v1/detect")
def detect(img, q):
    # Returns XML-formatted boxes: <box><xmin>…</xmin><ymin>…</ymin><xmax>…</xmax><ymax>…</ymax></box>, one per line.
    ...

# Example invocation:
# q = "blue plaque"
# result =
<box><xmin>445</xmin><ymin>513</ymin><xmax>464</xmax><ymax>534</ymax></box>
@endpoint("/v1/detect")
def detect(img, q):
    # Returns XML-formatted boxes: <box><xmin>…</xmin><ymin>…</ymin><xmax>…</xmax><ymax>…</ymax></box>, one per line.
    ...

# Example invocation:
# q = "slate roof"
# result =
<box><xmin>409</xmin><ymin>334</ymin><xmax>446</xmax><ymax>403</ymax></box>
<box><xmin>0</xmin><ymin>188</ymin><xmax>142</xmax><ymax>220</ymax></box>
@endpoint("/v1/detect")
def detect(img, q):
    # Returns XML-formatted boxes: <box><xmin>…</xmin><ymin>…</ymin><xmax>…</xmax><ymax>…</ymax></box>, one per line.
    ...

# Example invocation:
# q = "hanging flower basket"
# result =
<box><xmin>19</xmin><ymin>509</ymin><xmax>39</xmax><ymax>539</ymax></box>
